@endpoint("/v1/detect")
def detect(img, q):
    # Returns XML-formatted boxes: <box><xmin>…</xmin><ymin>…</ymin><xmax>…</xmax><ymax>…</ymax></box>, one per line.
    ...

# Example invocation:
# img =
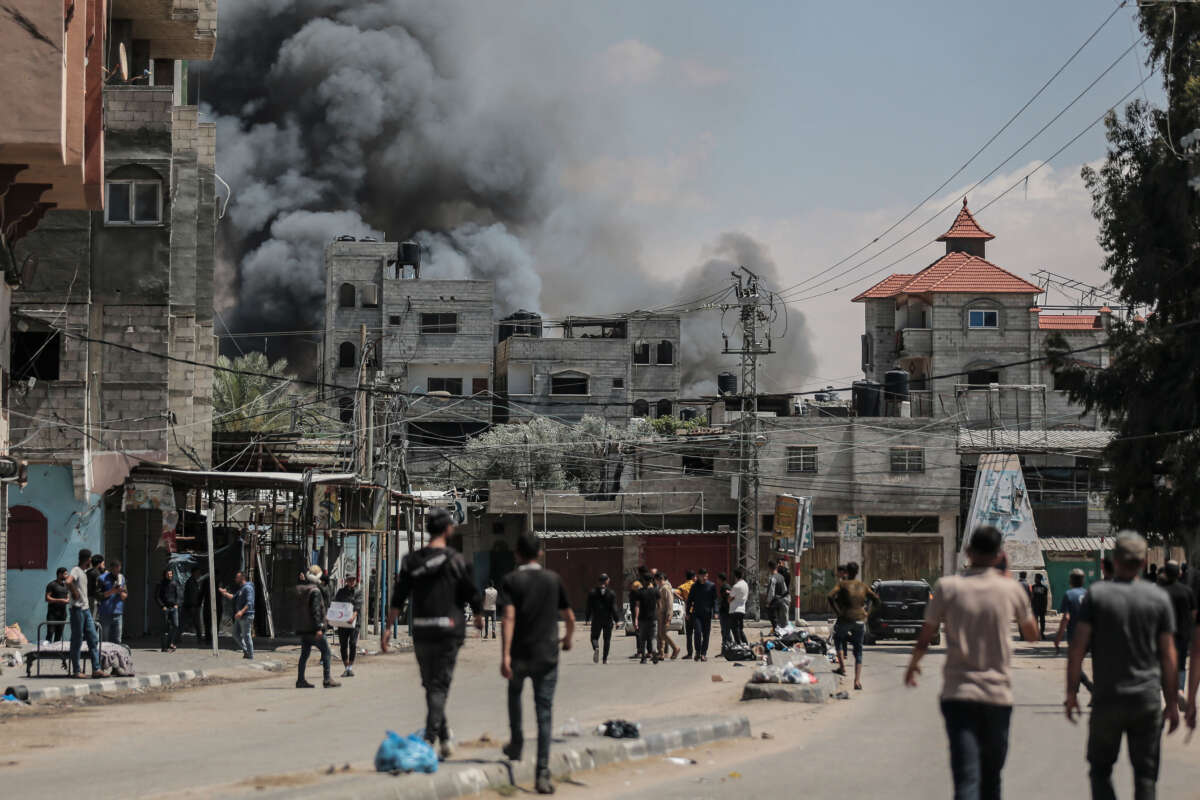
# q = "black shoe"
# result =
<box><xmin>640</xmin><ymin>656</ymin><xmax>647</xmax><ymax>664</ymax></box>
<box><xmin>502</xmin><ymin>740</ymin><xmax>523</xmax><ymax>761</ymax></box>
<box><xmin>296</xmin><ymin>679</ymin><xmax>315</xmax><ymax>688</ymax></box>
<box><xmin>536</xmin><ymin>772</ymin><xmax>555</xmax><ymax>794</ymax></box>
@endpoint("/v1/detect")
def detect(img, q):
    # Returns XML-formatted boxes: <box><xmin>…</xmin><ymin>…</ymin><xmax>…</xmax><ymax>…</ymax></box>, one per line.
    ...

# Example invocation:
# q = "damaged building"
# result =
<box><xmin>4</xmin><ymin>1</ymin><xmax>220</xmax><ymax>638</ymax></box>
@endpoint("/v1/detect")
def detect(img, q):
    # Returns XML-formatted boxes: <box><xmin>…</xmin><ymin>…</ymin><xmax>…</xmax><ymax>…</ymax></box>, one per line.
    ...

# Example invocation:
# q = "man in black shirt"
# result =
<box><xmin>382</xmin><ymin>508</ymin><xmax>482</xmax><ymax>760</ymax></box>
<box><xmin>632</xmin><ymin>579</ymin><xmax>660</xmax><ymax>665</ymax></box>
<box><xmin>686</xmin><ymin>568</ymin><xmax>718</xmax><ymax>662</ymax></box>
<box><xmin>499</xmin><ymin>533</ymin><xmax>574</xmax><ymax>795</ymax></box>
<box><xmin>1030</xmin><ymin>574</ymin><xmax>1051</xmax><ymax>639</ymax></box>
<box><xmin>584</xmin><ymin>573</ymin><xmax>619</xmax><ymax>664</ymax></box>
<box><xmin>1162</xmin><ymin>560</ymin><xmax>1194</xmax><ymax>698</ymax></box>
<box><xmin>44</xmin><ymin>567</ymin><xmax>70</xmax><ymax>642</ymax></box>
<box><xmin>86</xmin><ymin>554</ymin><xmax>105</xmax><ymax>620</ymax></box>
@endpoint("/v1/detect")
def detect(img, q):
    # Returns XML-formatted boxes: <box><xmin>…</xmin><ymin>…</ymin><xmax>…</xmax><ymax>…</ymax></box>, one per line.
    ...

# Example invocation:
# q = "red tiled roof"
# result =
<box><xmin>852</xmin><ymin>252</ymin><xmax>1041</xmax><ymax>301</ymax></box>
<box><xmin>851</xmin><ymin>273</ymin><xmax>914</xmax><ymax>302</ymax></box>
<box><xmin>937</xmin><ymin>198</ymin><xmax>995</xmax><ymax>241</ymax></box>
<box><xmin>1038</xmin><ymin>314</ymin><xmax>1101</xmax><ymax>330</ymax></box>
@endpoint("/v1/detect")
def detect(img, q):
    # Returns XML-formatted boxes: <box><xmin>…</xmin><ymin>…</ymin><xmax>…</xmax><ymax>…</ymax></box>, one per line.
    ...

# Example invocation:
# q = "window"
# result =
<box><xmin>427</xmin><ymin>377</ymin><xmax>464</xmax><ymax>395</ymax></box>
<box><xmin>656</xmin><ymin>340</ymin><xmax>674</xmax><ymax>365</ymax></box>
<box><xmin>338</xmin><ymin>341</ymin><xmax>356</xmax><ymax>369</ymax></box>
<box><xmin>867</xmin><ymin>516</ymin><xmax>939</xmax><ymax>533</ymax></box>
<box><xmin>361</xmin><ymin>284</ymin><xmax>379</xmax><ymax>308</ymax></box>
<box><xmin>966</xmin><ymin>368</ymin><xmax>1000</xmax><ymax>385</ymax></box>
<box><xmin>105</xmin><ymin>180</ymin><xmax>161</xmax><ymax>224</ymax></box>
<box><xmin>338</xmin><ymin>283</ymin><xmax>356</xmax><ymax>308</ymax></box>
<box><xmin>550</xmin><ymin>371</ymin><xmax>588</xmax><ymax>395</ymax></box>
<box><xmin>786</xmin><ymin>446</ymin><xmax>818</xmax><ymax>474</ymax></box>
<box><xmin>656</xmin><ymin>399</ymin><xmax>672</xmax><ymax>418</ymax></box>
<box><xmin>471</xmin><ymin>378</ymin><xmax>489</xmax><ymax>396</ymax></box>
<box><xmin>633</xmin><ymin>342</ymin><xmax>650</xmax><ymax>364</ymax></box>
<box><xmin>813</xmin><ymin>514</ymin><xmax>839</xmax><ymax>532</ymax></box>
<box><xmin>12</xmin><ymin>331</ymin><xmax>60</xmax><ymax>381</ymax></box>
<box><xmin>632</xmin><ymin>398</ymin><xmax>650</xmax><ymax>416</ymax></box>
<box><xmin>420</xmin><ymin>313</ymin><xmax>458</xmax><ymax>334</ymax></box>
<box><xmin>968</xmin><ymin>309</ymin><xmax>999</xmax><ymax>329</ymax></box>
<box><xmin>682</xmin><ymin>455</ymin><xmax>714</xmax><ymax>475</ymax></box>
<box><xmin>8</xmin><ymin>505</ymin><xmax>47</xmax><ymax>569</ymax></box>
<box><xmin>889</xmin><ymin>447</ymin><xmax>925</xmax><ymax>473</ymax></box>
<box><xmin>611</xmin><ymin>377</ymin><xmax>625</xmax><ymax>390</ymax></box>
<box><xmin>338</xmin><ymin>396</ymin><xmax>353</xmax><ymax>424</ymax></box>
<box><xmin>389</xmin><ymin>315</ymin><xmax>402</xmax><ymax>325</ymax></box>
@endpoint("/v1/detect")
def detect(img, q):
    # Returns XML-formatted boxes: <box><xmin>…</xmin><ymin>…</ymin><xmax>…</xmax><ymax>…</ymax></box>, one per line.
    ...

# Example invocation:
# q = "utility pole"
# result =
<box><xmin>523</xmin><ymin>430</ymin><xmax>534</xmax><ymax>535</ymax></box>
<box><xmin>720</xmin><ymin>267</ymin><xmax>774</xmax><ymax>619</ymax></box>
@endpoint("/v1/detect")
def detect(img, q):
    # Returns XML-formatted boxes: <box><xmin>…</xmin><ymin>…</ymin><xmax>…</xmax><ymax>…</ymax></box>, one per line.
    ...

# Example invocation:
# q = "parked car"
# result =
<box><xmin>622</xmin><ymin>597</ymin><xmax>685</xmax><ymax>635</ymax></box>
<box><xmin>865</xmin><ymin>579</ymin><xmax>940</xmax><ymax>645</ymax></box>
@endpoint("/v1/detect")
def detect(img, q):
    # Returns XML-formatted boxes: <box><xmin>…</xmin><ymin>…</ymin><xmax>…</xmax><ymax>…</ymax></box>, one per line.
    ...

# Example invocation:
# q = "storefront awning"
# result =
<box><xmin>1040</xmin><ymin>536</ymin><xmax>1114</xmax><ymax>553</ymax></box>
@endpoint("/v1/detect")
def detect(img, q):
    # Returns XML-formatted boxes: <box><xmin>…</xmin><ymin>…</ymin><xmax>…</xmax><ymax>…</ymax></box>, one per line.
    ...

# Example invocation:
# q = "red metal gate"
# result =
<box><xmin>641</xmin><ymin>534</ymin><xmax>731</xmax><ymax>585</ymax></box>
<box><xmin>542</xmin><ymin>536</ymin><xmax>624</xmax><ymax>613</ymax></box>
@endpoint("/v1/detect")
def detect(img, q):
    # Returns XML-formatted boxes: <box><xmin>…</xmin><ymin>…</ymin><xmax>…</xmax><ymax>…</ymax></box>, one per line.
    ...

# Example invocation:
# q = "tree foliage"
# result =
<box><xmin>214</xmin><ymin>352</ymin><xmax>312</xmax><ymax>433</ymax></box>
<box><xmin>1048</xmin><ymin>6</ymin><xmax>1200</xmax><ymax>543</ymax></box>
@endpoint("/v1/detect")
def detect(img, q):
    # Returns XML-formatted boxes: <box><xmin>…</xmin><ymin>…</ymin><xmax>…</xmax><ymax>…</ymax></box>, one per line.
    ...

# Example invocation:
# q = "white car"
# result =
<box><xmin>622</xmin><ymin>597</ymin><xmax>685</xmax><ymax>635</ymax></box>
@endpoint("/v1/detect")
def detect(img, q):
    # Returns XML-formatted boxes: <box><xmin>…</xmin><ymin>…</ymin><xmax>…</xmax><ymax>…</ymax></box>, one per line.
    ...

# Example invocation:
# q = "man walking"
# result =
<box><xmin>766</xmin><ymin>560</ymin><xmax>787</xmax><ymax>629</ymax></box>
<box><xmin>482</xmin><ymin>580</ymin><xmax>499</xmax><ymax>639</ymax></box>
<box><xmin>66</xmin><ymin>548</ymin><xmax>107</xmax><ymax>678</ymax></box>
<box><xmin>44</xmin><ymin>567</ymin><xmax>69</xmax><ymax>642</ymax></box>
<box><xmin>98</xmin><ymin>560</ymin><xmax>128</xmax><ymax>644</ymax></box>
<box><xmin>656</xmin><ymin>572</ymin><xmax>681</xmax><ymax>660</ymax></box>
<box><xmin>295</xmin><ymin>565</ymin><xmax>340</xmax><ymax>689</ymax></box>
<box><xmin>632</xmin><ymin>579</ymin><xmax>659</xmax><ymax>664</ymax></box>
<box><xmin>1054</xmin><ymin>569</ymin><xmax>1094</xmax><ymax>696</ymax></box>
<box><xmin>829</xmin><ymin>561</ymin><xmax>879</xmax><ymax>690</ymax></box>
<box><xmin>382</xmin><ymin>507</ymin><xmax>482</xmax><ymax>759</ymax></box>
<box><xmin>687</xmin><ymin>568</ymin><xmax>718</xmax><ymax>662</ymax></box>
<box><xmin>1161</xmin><ymin>560</ymin><xmax>1194</xmax><ymax>702</ymax></box>
<box><xmin>499</xmin><ymin>533</ymin><xmax>574</xmax><ymax>795</ymax></box>
<box><xmin>728</xmin><ymin>568</ymin><xmax>749</xmax><ymax>645</ymax></box>
<box><xmin>332</xmin><ymin>573</ymin><xmax>362</xmax><ymax>674</ymax></box>
<box><xmin>585</xmin><ymin>573</ymin><xmax>618</xmax><ymax>664</ymax></box>
<box><xmin>905</xmin><ymin>526</ymin><xmax>1037</xmax><ymax>800</ymax></box>
<box><xmin>1068</xmin><ymin>532</ymin><xmax>1179</xmax><ymax>800</ymax></box>
<box><xmin>1030</xmin><ymin>573</ymin><xmax>1050</xmax><ymax>640</ymax></box>
<box><xmin>219</xmin><ymin>571</ymin><xmax>256</xmax><ymax>660</ymax></box>
<box><xmin>676</xmin><ymin>570</ymin><xmax>696</xmax><ymax>659</ymax></box>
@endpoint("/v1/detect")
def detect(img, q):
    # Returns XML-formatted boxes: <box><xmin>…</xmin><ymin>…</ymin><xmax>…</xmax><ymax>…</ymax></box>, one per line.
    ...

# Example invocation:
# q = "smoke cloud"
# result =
<box><xmin>198</xmin><ymin>0</ymin><xmax>816</xmax><ymax>392</ymax></box>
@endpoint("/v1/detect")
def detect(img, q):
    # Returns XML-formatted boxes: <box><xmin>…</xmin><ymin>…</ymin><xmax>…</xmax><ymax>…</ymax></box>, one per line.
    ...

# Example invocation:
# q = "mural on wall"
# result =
<box><xmin>122</xmin><ymin>481</ymin><xmax>179</xmax><ymax>553</ymax></box>
<box><xmin>962</xmin><ymin>452</ymin><xmax>1044</xmax><ymax>569</ymax></box>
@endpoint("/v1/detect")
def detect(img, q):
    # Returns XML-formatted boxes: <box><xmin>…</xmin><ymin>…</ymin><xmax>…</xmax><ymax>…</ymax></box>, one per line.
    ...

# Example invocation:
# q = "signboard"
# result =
<box><xmin>122</xmin><ymin>481</ymin><xmax>179</xmax><ymax>552</ymax></box>
<box><xmin>963</xmin><ymin>452</ymin><xmax>1044</xmax><ymax>569</ymax></box>
<box><xmin>773</xmin><ymin>494</ymin><xmax>813</xmax><ymax>555</ymax></box>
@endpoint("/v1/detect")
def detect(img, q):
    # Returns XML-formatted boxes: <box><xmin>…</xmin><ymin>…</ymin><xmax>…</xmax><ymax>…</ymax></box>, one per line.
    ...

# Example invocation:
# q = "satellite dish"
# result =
<box><xmin>118</xmin><ymin>42</ymin><xmax>129</xmax><ymax>81</ymax></box>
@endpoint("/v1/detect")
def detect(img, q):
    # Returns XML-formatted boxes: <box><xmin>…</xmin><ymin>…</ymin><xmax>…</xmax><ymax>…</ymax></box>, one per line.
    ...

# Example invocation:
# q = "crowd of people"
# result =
<box><xmin>39</xmin><ymin>549</ymin><xmax>128</xmax><ymax>678</ymax></box>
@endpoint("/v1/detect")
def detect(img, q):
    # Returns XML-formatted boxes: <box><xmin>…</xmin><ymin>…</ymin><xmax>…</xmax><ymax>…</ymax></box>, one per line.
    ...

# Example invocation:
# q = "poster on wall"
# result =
<box><xmin>962</xmin><ymin>452</ymin><xmax>1044</xmax><ymax>569</ymax></box>
<box><xmin>773</xmin><ymin>494</ymin><xmax>800</xmax><ymax>554</ymax></box>
<box><xmin>122</xmin><ymin>481</ymin><xmax>178</xmax><ymax>553</ymax></box>
<box><xmin>840</xmin><ymin>514</ymin><xmax>865</xmax><ymax>539</ymax></box>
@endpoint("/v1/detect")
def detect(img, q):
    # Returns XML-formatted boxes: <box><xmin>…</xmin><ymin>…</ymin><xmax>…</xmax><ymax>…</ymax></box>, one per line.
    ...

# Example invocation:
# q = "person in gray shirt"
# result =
<box><xmin>1066</xmin><ymin>531</ymin><xmax>1179</xmax><ymax>800</ymax></box>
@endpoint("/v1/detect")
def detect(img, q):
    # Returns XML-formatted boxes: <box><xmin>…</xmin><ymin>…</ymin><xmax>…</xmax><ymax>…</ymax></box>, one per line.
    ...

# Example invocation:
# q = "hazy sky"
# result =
<box><xmin>517</xmin><ymin>0</ymin><xmax>1159</xmax><ymax>391</ymax></box>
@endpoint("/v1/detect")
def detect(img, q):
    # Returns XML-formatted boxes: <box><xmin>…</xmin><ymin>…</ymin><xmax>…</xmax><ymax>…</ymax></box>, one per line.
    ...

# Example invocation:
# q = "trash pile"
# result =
<box><xmin>374</xmin><ymin>730</ymin><xmax>438</xmax><ymax>774</ymax></box>
<box><xmin>597</xmin><ymin>719</ymin><xmax>641</xmax><ymax>739</ymax></box>
<box><xmin>770</xmin><ymin>624</ymin><xmax>831</xmax><ymax>655</ymax></box>
<box><xmin>749</xmin><ymin>659</ymin><xmax>819</xmax><ymax>685</ymax></box>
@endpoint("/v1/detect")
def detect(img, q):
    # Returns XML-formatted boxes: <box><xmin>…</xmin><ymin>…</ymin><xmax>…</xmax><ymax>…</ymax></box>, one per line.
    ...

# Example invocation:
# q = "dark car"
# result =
<box><xmin>865</xmin><ymin>580</ymin><xmax>939</xmax><ymax>645</ymax></box>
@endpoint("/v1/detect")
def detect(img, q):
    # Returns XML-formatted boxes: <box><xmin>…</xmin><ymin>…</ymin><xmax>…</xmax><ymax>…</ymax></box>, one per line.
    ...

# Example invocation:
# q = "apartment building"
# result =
<box><xmin>4</xmin><ymin>1</ymin><xmax>220</xmax><ymax>638</ymax></box>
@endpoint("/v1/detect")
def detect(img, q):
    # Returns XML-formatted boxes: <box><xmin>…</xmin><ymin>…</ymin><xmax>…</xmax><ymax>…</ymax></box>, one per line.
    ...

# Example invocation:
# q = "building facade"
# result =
<box><xmin>4</xmin><ymin>3</ymin><xmax>219</xmax><ymax>638</ymax></box>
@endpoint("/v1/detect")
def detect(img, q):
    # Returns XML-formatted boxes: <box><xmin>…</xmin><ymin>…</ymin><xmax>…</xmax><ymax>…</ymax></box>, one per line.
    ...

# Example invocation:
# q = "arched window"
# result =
<box><xmin>632</xmin><ymin>399</ymin><xmax>650</xmax><ymax>417</ymax></box>
<box><xmin>633</xmin><ymin>342</ymin><xmax>650</xmax><ymax>364</ymax></box>
<box><xmin>8</xmin><ymin>505</ymin><xmax>47</xmax><ymax>569</ymax></box>
<box><xmin>104</xmin><ymin>164</ymin><xmax>164</xmax><ymax>225</ymax></box>
<box><xmin>550</xmin><ymin>370</ymin><xmax>589</xmax><ymax>395</ymax></box>
<box><xmin>656</xmin><ymin>399</ymin><xmax>673</xmax><ymax>418</ymax></box>
<box><xmin>338</xmin><ymin>396</ymin><xmax>353</xmax><ymax>424</ymax></box>
<box><xmin>338</xmin><ymin>341</ymin><xmax>356</xmax><ymax>369</ymax></box>
<box><xmin>338</xmin><ymin>283</ymin><xmax>356</xmax><ymax>308</ymax></box>
<box><xmin>656</xmin><ymin>340</ymin><xmax>673</xmax><ymax>365</ymax></box>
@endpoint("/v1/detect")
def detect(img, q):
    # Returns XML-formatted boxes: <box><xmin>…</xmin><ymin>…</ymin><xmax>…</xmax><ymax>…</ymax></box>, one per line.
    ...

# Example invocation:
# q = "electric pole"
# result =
<box><xmin>720</xmin><ymin>267</ymin><xmax>774</xmax><ymax>619</ymax></box>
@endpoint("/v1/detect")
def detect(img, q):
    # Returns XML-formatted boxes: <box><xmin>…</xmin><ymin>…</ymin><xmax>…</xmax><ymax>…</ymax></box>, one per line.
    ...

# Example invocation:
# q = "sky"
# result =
<box><xmin>506</xmin><ymin>0</ymin><xmax>1160</xmax><ymax>391</ymax></box>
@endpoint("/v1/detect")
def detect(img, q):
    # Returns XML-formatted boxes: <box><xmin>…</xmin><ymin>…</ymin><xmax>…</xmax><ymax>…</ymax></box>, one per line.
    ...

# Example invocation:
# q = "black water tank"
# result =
<box><xmin>852</xmin><ymin>380</ymin><xmax>882</xmax><ymax>417</ymax></box>
<box><xmin>717</xmin><ymin>372</ymin><xmax>737</xmax><ymax>396</ymax></box>
<box><xmin>400</xmin><ymin>240</ymin><xmax>421</xmax><ymax>268</ymax></box>
<box><xmin>884</xmin><ymin>368</ymin><xmax>909</xmax><ymax>412</ymax></box>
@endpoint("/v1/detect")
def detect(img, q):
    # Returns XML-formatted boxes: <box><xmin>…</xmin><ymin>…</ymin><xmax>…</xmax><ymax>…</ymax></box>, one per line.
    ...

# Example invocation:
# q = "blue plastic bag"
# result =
<box><xmin>375</xmin><ymin>730</ymin><xmax>439</xmax><ymax>774</ymax></box>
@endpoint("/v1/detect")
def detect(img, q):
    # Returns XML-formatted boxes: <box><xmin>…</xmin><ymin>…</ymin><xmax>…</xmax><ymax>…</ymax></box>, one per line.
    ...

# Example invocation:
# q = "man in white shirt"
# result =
<box><xmin>66</xmin><ymin>548</ymin><xmax>107</xmax><ymax>678</ymax></box>
<box><xmin>728</xmin><ymin>568</ymin><xmax>749</xmax><ymax>645</ymax></box>
<box><xmin>482</xmin><ymin>580</ymin><xmax>499</xmax><ymax>639</ymax></box>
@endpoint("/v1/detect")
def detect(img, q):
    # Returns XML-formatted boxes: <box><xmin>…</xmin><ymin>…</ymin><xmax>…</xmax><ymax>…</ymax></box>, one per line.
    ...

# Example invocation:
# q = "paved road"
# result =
<box><xmin>2</xmin><ymin>627</ymin><xmax>757</xmax><ymax>799</ymax></box>
<box><xmin>545</xmin><ymin>640</ymin><xmax>1200</xmax><ymax>799</ymax></box>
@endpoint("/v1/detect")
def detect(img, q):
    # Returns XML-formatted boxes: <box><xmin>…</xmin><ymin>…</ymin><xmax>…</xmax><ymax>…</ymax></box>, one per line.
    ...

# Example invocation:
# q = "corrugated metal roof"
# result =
<box><xmin>958</xmin><ymin>429</ymin><xmax>1114</xmax><ymax>453</ymax></box>
<box><xmin>1040</xmin><ymin>537</ymin><xmax>1114</xmax><ymax>552</ymax></box>
<box><xmin>537</xmin><ymin>529</ymin><xmax>729</xmax><ymax>540</ymax></box>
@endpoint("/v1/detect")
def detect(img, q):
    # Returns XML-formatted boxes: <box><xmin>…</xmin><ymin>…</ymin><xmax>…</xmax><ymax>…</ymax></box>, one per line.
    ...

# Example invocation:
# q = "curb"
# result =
<box><xmin>12</xmin><ymin>658</ymin><xmax>285</xmax><ymax>702</ymax></box>
<box><xmin>265</xmin><ymin>714</ymin><xmax>751</xmax><ymax>800</ymax></box>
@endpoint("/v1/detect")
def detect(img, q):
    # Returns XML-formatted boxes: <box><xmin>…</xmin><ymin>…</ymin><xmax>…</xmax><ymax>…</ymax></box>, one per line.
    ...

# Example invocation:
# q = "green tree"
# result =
<box><xmin>213</xmin><ymin>352</ymin><xmax>307</xmax><ymax>433</ymax></box>
<box><xmin>1048</xmin><ymin>6</ymin><xmax>1200</xmax><ymax>546</ymax></box>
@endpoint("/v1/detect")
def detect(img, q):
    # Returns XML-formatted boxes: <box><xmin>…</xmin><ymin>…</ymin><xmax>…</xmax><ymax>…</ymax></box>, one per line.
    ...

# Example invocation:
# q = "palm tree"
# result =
<box><xmin>213</xmin><ymin>352</ymin><xmax>301</xmax><ymax>433</ymax></box>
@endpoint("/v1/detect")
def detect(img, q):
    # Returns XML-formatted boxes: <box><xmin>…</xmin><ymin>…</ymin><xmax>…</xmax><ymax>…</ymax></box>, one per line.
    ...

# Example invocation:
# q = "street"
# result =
<box><xmin>4</xmin><ymin>626</ymin><xmax>1200</xmax><ymax>798</ymax></box>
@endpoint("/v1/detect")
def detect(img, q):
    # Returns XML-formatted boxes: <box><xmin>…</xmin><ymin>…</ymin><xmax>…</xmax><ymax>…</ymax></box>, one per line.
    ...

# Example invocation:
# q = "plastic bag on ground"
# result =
<box><xmin>374</xmin><ymin>730</ymin><xmax>438</xmax><ymax>774</ymax></box>
<box><xmin>750</xmin><ymin>665</ymin><xmax>783</xmax><ymax>683</ymax></box>
<box><xmin>599</xmin><ymin>719</ymin><xmax>641</xmax><ymax>739</ymax></box>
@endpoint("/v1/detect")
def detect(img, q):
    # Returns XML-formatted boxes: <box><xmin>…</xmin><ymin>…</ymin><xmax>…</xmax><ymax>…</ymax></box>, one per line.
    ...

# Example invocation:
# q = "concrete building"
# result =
<box><xmin>494</xmin><ymin>313</ymin><xmax>681</xmax><ymax>425</ymax></box>
<box><xmin>854</xmin><ymin>199</ymin><xmax>1108</xmax><ymax>429</ymax></box>
<box><xmin>4</xmin><ymin>2</ymin><xmax>220</xmax><ymax>638</ymax></box>
<box><xmin>322</xmin><ymin>238</ymin><xmax>495</xmax><ymax>470</ymax></box>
